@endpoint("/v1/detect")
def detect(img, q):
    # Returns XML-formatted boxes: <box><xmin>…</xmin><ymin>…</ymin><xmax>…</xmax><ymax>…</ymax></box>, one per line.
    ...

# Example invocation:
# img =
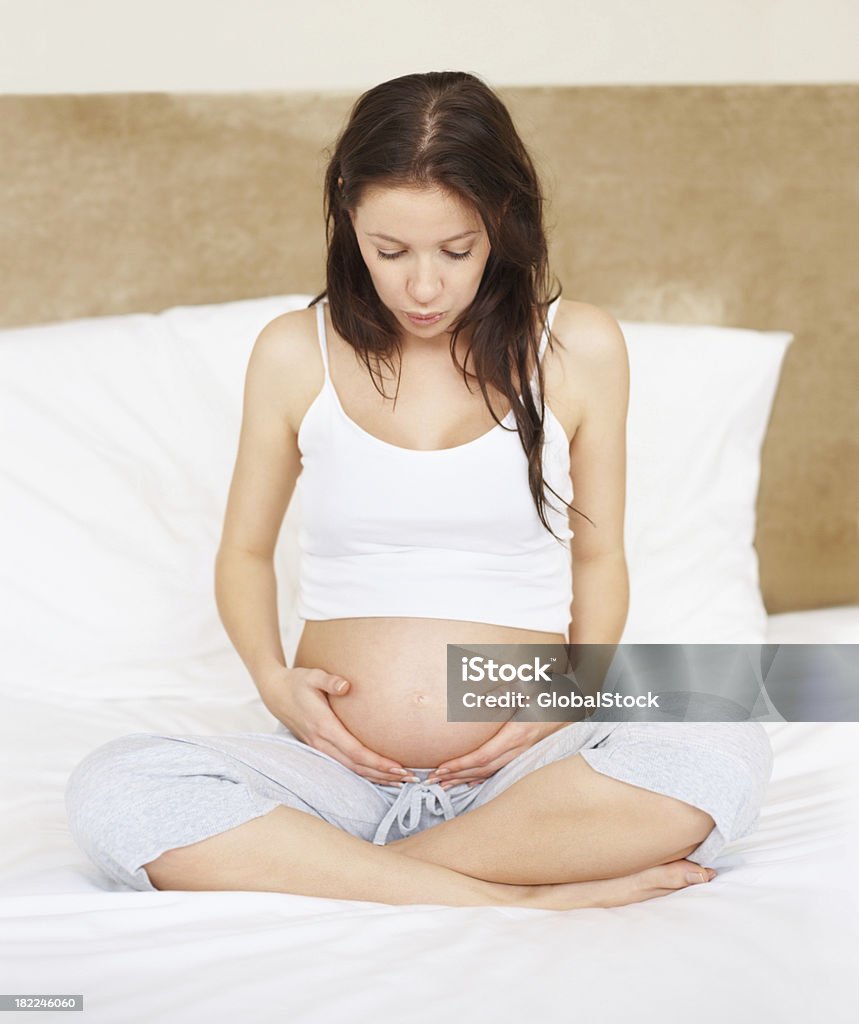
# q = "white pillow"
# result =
<box><xmin>0</xmin><ymin>296</ymin><xmax>311</xmax><ymax>703</ymax></box>
<box><xmin>0</xmin><ymin>297</ymin><xmax>791</xmax><ymax>703</ymax></box>
<box><xmin>618</xmin><ymin>320</ymin><xmax>793</xmax><ymax>643</ymax></box>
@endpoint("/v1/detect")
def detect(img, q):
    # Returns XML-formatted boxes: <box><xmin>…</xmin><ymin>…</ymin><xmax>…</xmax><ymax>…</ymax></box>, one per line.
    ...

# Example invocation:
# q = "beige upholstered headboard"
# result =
<box><xmin>1</xmin><ymin>86</ymin><xmax>856</xmax><ymax>614</ymax></box>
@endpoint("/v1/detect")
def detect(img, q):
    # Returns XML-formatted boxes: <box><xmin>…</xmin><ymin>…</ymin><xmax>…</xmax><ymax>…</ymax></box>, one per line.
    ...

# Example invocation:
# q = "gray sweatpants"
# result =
<box><xmin>65</xmin><ymin>720</ymin><xmax>773</xmax><ymax>892</ymax></box>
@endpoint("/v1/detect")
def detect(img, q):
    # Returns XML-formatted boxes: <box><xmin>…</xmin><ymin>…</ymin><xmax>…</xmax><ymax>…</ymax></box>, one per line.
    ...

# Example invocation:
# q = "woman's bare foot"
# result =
<box><xmin>499</xmin><ymin>860</ymin><xmax>717</xmax><ymax>910</ymax></box>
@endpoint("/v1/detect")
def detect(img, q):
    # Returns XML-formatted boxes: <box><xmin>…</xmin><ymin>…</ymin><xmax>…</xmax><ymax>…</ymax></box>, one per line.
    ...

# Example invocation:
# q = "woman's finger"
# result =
<box><xmin>313</xmin><ymin>740</ymin><xmax>407</xmax><ymax>784</ymax></box>
<box><xmin>429</xmin><ymin>724</ymin><xmax>525</xmax><ymax>780</ymax></box>
<box><xmin>431</xmin><ymin>724</ymin><xmax>541</xmax><ymax>785</ymax></box>
<box><xmin>316</xmin><ymin>724</ymin><xmax>411</xmax><ymax>783</ymax></box>
<box><xmin>431</xmin><ymin>747</ymin><xmax>529</xmax><ymax>788</ymax></box>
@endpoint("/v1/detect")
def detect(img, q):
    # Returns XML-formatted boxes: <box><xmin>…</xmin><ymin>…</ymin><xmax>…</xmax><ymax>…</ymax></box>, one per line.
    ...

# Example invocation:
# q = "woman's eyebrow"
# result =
<box><xmin>366</xmin><ymin>230</ymin><xmax>480</xmax><ymax>244</ymax></box>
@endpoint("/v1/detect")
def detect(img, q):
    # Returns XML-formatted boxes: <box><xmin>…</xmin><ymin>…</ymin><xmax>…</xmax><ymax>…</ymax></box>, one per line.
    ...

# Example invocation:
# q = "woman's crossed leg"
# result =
<box><xmin>144</xmin><ymin>749</ymin><xmax>717</xmax><ymax>910</ymax></box>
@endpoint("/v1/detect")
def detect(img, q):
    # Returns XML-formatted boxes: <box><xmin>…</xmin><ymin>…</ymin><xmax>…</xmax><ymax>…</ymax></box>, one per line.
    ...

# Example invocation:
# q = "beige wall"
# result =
<box><xmin>1</xmin><ymin>0</ymin><xmax>856</xmax><ymax>93</ymax></box>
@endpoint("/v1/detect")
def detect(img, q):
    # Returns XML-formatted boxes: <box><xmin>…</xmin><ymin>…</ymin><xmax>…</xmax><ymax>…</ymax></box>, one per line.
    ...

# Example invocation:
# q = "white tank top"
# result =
<box><xmin>295</xmin><ymin>298</ymin><xmax>573</xmax><ymax>634</ymax></box>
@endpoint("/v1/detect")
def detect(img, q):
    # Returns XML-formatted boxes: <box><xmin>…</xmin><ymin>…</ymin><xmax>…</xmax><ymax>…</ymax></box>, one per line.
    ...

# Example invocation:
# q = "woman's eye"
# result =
<box><xmin>375</xmin><ymin>250</ymin><xmax>473</xmax><ymax>262</ymax></box>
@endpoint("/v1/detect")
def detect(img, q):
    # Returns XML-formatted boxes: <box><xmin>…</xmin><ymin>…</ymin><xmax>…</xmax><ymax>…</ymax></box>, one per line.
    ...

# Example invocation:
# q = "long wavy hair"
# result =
<box><xmin>310</xmin><ymin>70</ymin><xmax>590</xmax><ymax>536</ymax></box>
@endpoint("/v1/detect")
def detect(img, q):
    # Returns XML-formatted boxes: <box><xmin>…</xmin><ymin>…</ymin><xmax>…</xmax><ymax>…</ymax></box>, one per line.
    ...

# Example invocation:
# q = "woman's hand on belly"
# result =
<box><xmin>258</xmin><ymin>666</ymin><xmax>412</xmax><ymax>784</ymax></box>
<box><xmin>424</xmin><ymin>721</ymin><xmax>568</xmax><ymax>789</ymax></box>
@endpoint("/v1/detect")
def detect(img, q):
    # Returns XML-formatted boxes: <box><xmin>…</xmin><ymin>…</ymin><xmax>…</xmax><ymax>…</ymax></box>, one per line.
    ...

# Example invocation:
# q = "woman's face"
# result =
<box><xmin>349</xmin><ymin>185</ymin><xmax>491</xmax><ymax>344</ymax></box>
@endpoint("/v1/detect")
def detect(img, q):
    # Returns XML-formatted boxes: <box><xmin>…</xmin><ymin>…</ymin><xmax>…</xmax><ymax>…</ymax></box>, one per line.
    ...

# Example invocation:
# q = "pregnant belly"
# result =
<box><xmin>294</xmin><ymin>617</ymin><xmax>566</xmax><ymax>768</ymax></box>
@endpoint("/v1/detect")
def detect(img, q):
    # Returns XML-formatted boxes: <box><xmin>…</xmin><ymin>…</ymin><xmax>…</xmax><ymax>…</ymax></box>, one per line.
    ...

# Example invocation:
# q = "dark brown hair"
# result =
<box><xmin>310</xmin><ymin>70</ymin><xmax>590</xmax><ymax>536</ymax></box>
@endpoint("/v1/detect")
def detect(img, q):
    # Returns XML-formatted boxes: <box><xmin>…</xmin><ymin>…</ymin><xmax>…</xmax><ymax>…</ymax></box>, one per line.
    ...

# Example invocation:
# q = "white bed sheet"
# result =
<box><xmin>1</xmin><ymin>607</ymin><xmax>857</xmax><ymax>1024</ymax></box>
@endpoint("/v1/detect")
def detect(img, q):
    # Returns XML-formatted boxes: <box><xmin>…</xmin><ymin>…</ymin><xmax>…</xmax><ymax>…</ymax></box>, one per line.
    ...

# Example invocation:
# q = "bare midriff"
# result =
<box><xmin>294</xmin><ymin>617</ymin><xmax>566</xmax><ymax>768</ymax></box>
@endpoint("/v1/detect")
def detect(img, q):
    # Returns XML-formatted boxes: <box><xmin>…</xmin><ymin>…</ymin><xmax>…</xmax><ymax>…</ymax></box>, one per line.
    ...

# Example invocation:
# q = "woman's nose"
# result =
<box><xmin>407</xmin><ymin>262</ymin><xmax>442</xmax><ymax>304</ymax></box>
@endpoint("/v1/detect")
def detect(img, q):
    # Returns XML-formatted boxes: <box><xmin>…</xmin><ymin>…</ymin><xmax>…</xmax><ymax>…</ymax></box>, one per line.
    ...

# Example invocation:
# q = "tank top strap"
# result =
<box><xmin>537</xmin><ymin>297</ymin><xmax>562</xmax><ymax>362</ymax></box>
<box><xmin>530</xmin><ymin>296</ymin><xmax>562</xmax><ymax>385</ymax></box>
<box><xmin>314</xmin><ymin>300</ymin><xmax>331</xmax><ymax>378</ymax></box>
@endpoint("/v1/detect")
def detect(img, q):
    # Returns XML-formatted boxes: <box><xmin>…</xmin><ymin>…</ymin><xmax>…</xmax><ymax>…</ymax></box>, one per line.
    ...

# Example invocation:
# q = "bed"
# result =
<box><xmin>0</xmin><ymin>86</ymin><xmax>857</xmax><ymax>1023</ymax></box>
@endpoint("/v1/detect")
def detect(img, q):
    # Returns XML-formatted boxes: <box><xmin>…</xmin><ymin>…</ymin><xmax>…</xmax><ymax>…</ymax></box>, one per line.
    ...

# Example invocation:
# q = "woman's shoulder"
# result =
<box><xmin>254</xmin><ymin>304</ymin><xmax>321</xmax><ymax>361</ymax></box>
<box><xmin>246</xmin><ymin>305</ymin><xmax>326</xmax><ymax>434</ymax></box>
<box><xmin>550</xmin><ymin>299</ymin><xmax>627</xmax><ymax>364</ymax></box>
<box><xmin>549</xmin><ymin>299</ymin><xmax>628</xmax><ymax>391</ymax></box>
<box><xmin>543</xmin><ymin>299</ymin><xmax>629</xmax><ymax>438</ymax></box>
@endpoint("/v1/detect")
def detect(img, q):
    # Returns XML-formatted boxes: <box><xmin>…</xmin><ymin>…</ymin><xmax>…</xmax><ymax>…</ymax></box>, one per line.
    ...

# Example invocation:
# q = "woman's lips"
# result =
<box><xmin>406</xmin><ymin>312</ymin><xmax>445</xmax><ymax>325</ymax></box>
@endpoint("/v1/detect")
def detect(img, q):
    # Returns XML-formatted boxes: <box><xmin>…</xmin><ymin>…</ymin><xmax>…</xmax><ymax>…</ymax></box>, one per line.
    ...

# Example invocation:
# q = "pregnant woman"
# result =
<box><xmin>65</xmin><ymin>71</ymin><xmax>772</xmax><ymax>910</ymax></box>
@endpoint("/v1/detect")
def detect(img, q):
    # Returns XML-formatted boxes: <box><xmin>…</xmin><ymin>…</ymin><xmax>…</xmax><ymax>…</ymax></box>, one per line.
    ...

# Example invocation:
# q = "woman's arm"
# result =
<box><xmin>215</xmin><ymin>314</ymin><xmax>304</xmax><ymax>696</ymax></box>
<box><xmin>562</xmin><ymin>304</ymin><xmax>630</xmax><ymax>709</ymax></box>
<box><xmin>567</xmin><ymin>553</ymin><xmax>629</xmax><ymax>648</ymax></box>
<box><xmin>215</xmin><ymin>549</ymin><xmax>289</xmax><ymax>694</ymax></box>
<box><xmin>215</xmin><ymin>312</ymin><xmax>411</xmax><ymax>782</ymax></box>
<box><xmin>565</xmin><ymin>304</ymin><xmax>631</xmax><ymax>648</ymax></box>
